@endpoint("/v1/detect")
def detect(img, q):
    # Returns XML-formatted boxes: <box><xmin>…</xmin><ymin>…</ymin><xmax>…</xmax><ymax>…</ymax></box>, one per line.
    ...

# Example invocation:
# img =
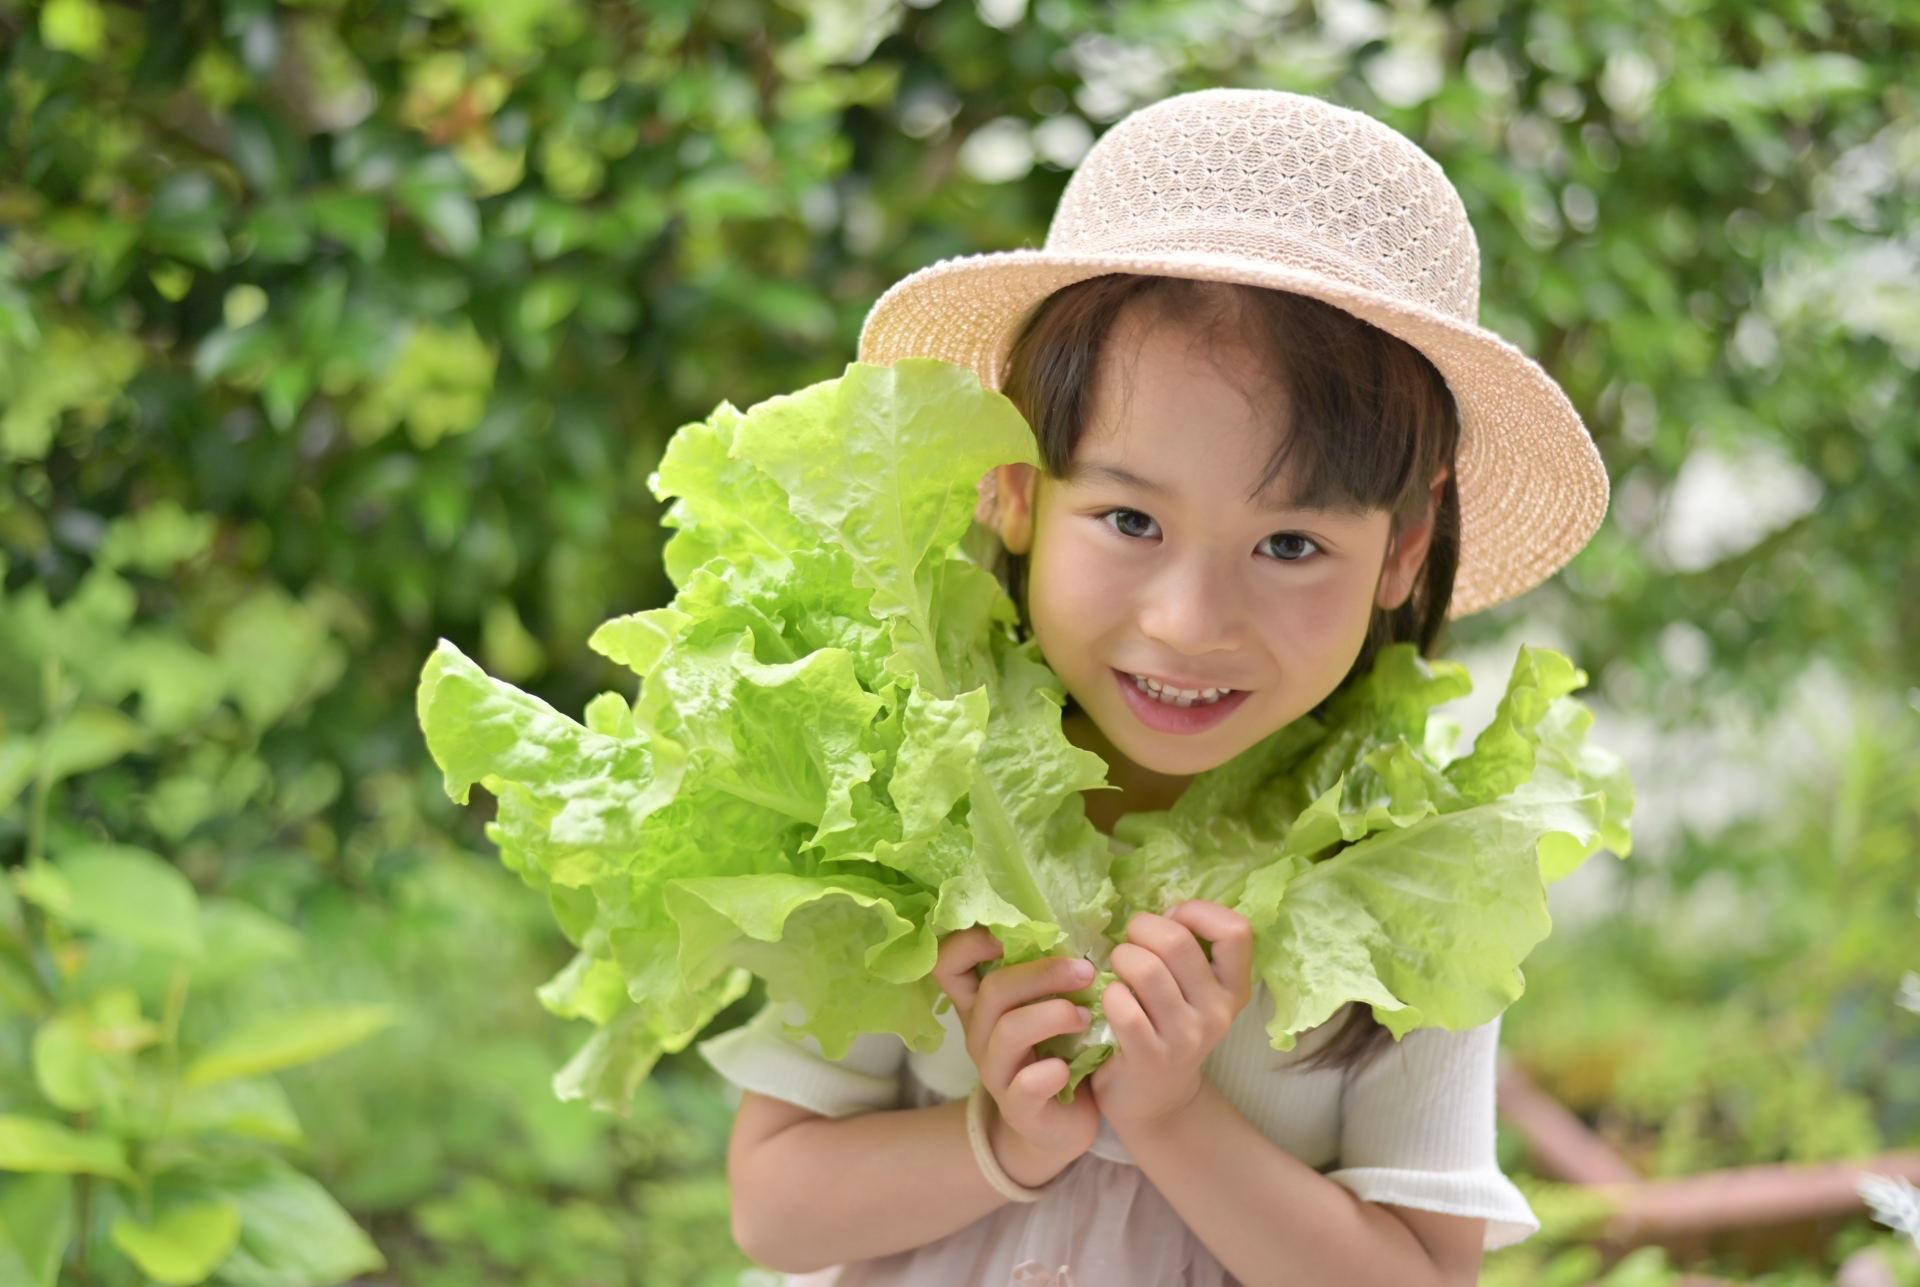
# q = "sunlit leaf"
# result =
<box><xmin>195</xmin><ymin>899</ymin><xmax>304</xmax><ymax>987</ymax></box>
<box><xmin>57</xmin><ymin>845</ymin><xmax>202</xmax><ymax>958</ymax></box>
<box><xmin>109</xmin><ymin>1202</ymin><xmax>241</xmax><ymax>1286</ymax></box>
<box><xmin>169</xmin><ymin>1079</ymin><xmax>305</xmax><ymax>1147</ymax></box>
<box><xmin>41</xmin><ymin>707</ymin><xmax>149</xmax><ymax>781</ymax></box>
<box><xmin>210</xmin><ymin>1162</ymin><xmax>385</xmax><ymax>1287</ymax></box>
<box><xmin>0</xmin><ymin>1116</ymin><xmax>130</xmax><ymax>1178</ymax></box>
<box><xmin>0</xmin><ymin>1175</ymin><xmax>71</xmax><ymax>1287</ymax></box>
<box><xmin>184</xmin><ymin>1005</ymin><xmax>401</xmax><ymax>1088</ymax></box>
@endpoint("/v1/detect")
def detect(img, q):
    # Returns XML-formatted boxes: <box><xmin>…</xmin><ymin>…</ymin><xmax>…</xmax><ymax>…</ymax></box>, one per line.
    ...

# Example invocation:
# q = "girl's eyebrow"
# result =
<box><xmin>1067</xmin><ymin>462</ymin><xmax>1169</xmax><ymax>495</ymax></box>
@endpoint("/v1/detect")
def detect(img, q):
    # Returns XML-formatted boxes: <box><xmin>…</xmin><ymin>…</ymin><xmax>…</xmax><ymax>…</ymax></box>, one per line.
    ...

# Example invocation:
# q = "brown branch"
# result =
<box><xmin>1602</xmin><ymin>1152</ymin><xmax>1920</xmax><ymax>1241</ymax></box>
<box><xmin>1499</xmin><ymin>1060</ymin><xmax>1920</xmax><ymax>1245</ymax></box>
<box><xmin>1497</xmin><ymin>1059</ymin><xmax>1642</xmax><ymax>1185</ymax></box>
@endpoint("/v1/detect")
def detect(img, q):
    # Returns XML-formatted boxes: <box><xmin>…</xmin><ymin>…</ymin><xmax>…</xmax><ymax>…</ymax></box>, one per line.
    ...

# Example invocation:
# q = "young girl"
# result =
<box><xmin>701</xmin><ymin>89</ymin><xmax>1608</xmax><ymax>1287</ymax></box>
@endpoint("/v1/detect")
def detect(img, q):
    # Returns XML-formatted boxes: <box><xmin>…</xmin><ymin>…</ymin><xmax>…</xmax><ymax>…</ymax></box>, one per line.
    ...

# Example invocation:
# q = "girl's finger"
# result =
<box><xmin>1004</xmin><ymin>1056</ymin><xmax>1072</xmax><ymax>1111</ymax></box>
<box><xmin>980</xmin><ymin>997</ymin><xmax>1088</xmax><ymax>1093</ymax></box>
<box><xmin>971</xmin><ymin>955</ymin><xmax>1097</xmax><ymax>1040</ymax></box>
<box><xmin>1110</xmin><ymin>940</ymin><xmax>1192</xmax><ymax>1036</ymax></box>
<box><xmin>1124</xmin><ymin>912</ymin><xmax>1219</xmax><ymax>1008</ymax></box>
<box><xmin>1101</xmin><ymin>977</ymin><xmax>1164</xmax><ymax>1058</ymax></box>
<box><xmin>932</xmin><ymin>928</ymin><xmax>1004</xmax><ymax>1014</ymax></box>
<box><xmin>1167</xmin><ymin>901</ymin><xmax>1255</xmax><ymax>1003</ymax></box>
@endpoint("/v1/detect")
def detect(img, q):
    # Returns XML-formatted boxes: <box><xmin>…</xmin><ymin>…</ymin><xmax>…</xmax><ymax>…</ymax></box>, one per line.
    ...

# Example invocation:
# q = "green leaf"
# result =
<box><xmin>666</xmin><ymin>875</ymin><xmax>945</xmax><ymax>1058</ymax></box>
<box><xmin>11</xmin><ymin>864</ymin><xmax>71</xmax><ymax>916</ymax></box>
<box><xmin>116</xmin><ymin>635</ymin><xmax>227</xmax><ymax>736</ymax></box>
<box><xmin>0</xmin><ymin>322</ymin><xmax>141</xmax><ymax>461</ymax></box>
<box><xmin>0</xmin><ymin>1115</ymin><xmax>130</xmax><ymax>1178</ymax></box>
<box><xmin>33</xmin><ymin>1012</ymin><xmax>118</xmax><ymax>1113</ymax></box>
<box><xmin>195</xmin><ymin>899</ymin><xmax>304</xmax><ymax>987</ymax></box>
<box><xmin>205</xmin><ymin>1162</ymin><xmax>384</xmax><ymax>1287</ymax></box>
<box><xmin>651</xmin><ymin>402</ymin><xmax>813</xmax><ymax>587</ymax></box>
<box><xmin>39</xmin><ymin>0</ymin><xmax>106</xmax><ymax>58</ymax></box>
<box><xmin>110</xmin><ymin>1201</ymin><xmax>241</xmax><ymax>1286</ymax></box>
<box><xmin>1524</xmin><ymin>697</ymin><xmax>1637</xmax><ymax>881</ymax></box>
<box><xmin>183</xmin><ymin>1004</ymin><xmax>400</xmax><ymax>1088</ymax></box>
<box><xmin>0</xmin><ymin>1175</ymin><xmax>71</xmax><ymax>1287</ymax></box>
<box><xmin>960</xmin><ymin>638</ymin><xmax>1114</xmax><ymax>960</ymax></box>
<box><xmin>212</xmin><ymin>589</ymin><xmax>345</xmax><ymax>729</ymax></box>
<box><xmin>417</xmin><ymin>638</ymin><xmax>682</xmax><ymax>832</ymax></box>
<box><xmin>890</xmin><ymin>686</ymin><xmax>989</xmax><ymax>839</ymax></box>
<box><xmin>588</xmin><ymin>608</ymin><xmax>690</xmax><ymax>678</ymax></box>
<box><xmin>551</xmin><ymin>972</ymin><xmax>751</xmax><ymax>1116</ymax></box>
<box><xmin>169</xmin><ymin>1079</ymin><xmax>304</xmax><ymax>1147</ymax></box>
<box><xmin>644</xmin><ymin>637</ymin><xmax>884</xmax><ymax>846</ymax></box>
<box><xmin>1245</xmin><ymin>792</ymin><xmax>1602</xmax><ymax>1047</ymax></box>
<box><xmin>56</xmin><ymin>844</ymin><xmax>202</xmax><ymax>958</ymax></box>
<box><xmin>536</xmin><ymin>950</ymin><xmax>629</xmax><ymax>1026</ymax></box>
<box><xmin>96</xmin><ymin>500</ymin><xmax>218</xmax><ymax>573</ymax></box>
<box><xmin>308</xmin><ymin>191</ymin><xmax>386</xmax><ymax>260</ymax></box>
<box><xmin>0</xmin><ymin>740</ymin><xmax>34</xmax><ymax>812</ymax></box>
<box><xmin>1445</xmin><ymin>647</ymin><xmax>1586</xmax><ymax>804</ymax></box>
<box><xmin>42</xmin><ymin>706</ymin><xmax>150</xmax><ymax>781</ymax></box>
<box><xmin>731</xmin><ymin>359</ymin><xmax>1037</xmax><ymax>698</ymax></box>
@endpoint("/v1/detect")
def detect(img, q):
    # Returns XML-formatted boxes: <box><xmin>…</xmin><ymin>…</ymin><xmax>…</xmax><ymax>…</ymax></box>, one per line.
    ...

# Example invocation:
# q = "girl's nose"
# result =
<box><xmin>1135</xmin><ymin>556</ymin><xmax>1248</xmax><ymax>655</ymax></box>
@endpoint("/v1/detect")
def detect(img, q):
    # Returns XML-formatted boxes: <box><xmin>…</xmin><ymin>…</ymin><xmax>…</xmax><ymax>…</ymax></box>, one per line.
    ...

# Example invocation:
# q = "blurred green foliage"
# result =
<box><xmin>0</xmin><ymin>562</ymin><xmax>391</xmax><ymax>1286</ymax></box>
<box><xmin>1</xmin><ymin>0</ymin><xmax>1917</xmax><ymax>1281</ymax></box>
<box><xmin>1489</xmin><ymin>704</ymin><xmax>1920</xmax><ymax>1284</ymax></box>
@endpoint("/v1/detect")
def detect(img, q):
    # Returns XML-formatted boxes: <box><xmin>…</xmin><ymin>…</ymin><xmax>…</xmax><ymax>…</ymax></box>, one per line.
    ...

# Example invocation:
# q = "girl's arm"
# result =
<box><xmin>727</xmin><ymin>1093</ymin><xmax>993</xmax><ymax>1271</ymax></box>
<box><xmin>1115</xmin><ymin>1081</ymin><xmax>1484</xmax><ymax>1287</ymax></box>
<box><xmin>1095</xmin><ymin>904</ymin><xmax>1484</xmax><ymax>1287</ymax></box>
<box><xmin>727</xmin><ymin>951</ymin><xmax>1101</xmax><ymax>1273</ymax></box>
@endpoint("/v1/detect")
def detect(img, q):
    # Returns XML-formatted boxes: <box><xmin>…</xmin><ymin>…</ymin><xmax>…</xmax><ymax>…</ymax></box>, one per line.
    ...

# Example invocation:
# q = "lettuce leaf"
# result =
<box><xmin>415</xmin><ymin>358</ymin><xmax>1633</xmax><ymax>1110</ymax></box>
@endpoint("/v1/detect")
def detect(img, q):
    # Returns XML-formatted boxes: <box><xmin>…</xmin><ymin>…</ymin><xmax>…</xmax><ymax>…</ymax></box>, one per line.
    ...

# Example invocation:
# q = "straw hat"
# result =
<box><xmin>859</xmin><ymin>89</ymin><xmax>1609</xmax><ymax>616</ymax></box>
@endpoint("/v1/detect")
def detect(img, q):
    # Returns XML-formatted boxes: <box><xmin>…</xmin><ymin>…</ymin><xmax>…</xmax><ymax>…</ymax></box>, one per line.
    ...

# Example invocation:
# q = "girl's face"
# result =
<box><xmin>994</xmin><ymin>309</ymin><xmax>1439</xmax><ymax>780</ymax></box>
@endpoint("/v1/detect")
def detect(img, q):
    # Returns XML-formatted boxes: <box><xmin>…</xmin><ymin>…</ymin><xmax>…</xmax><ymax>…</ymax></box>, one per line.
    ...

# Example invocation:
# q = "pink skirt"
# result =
<box><xmin>787</xmin><ymin>1154</ymin><xmax>1239</xmax><ymax>1287</ymax></box>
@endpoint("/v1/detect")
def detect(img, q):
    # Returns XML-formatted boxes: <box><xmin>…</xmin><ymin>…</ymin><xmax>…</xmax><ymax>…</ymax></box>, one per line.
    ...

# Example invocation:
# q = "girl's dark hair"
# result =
<box><xmin>1000</xmin><ymin>274</ymin><xmax>1463</xmax><ymax>1074</ymax></box>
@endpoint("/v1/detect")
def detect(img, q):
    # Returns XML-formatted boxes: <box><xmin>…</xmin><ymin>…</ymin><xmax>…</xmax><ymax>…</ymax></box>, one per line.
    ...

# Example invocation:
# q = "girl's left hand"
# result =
<box><xmin>1090</xmin><ymin>900</ymin><xmax>1253</xmax><ymax>1127</ymax></box>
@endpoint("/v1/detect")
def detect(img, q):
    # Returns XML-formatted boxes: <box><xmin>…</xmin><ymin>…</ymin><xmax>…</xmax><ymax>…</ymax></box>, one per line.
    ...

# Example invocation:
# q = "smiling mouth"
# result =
<box><xmin>1126</xmin><ymin>673</ymin><xmax>1236</xmax><ymax>708</ymax></box>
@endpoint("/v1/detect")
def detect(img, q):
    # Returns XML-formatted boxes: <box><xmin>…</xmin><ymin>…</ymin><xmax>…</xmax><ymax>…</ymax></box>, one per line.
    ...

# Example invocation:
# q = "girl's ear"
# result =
<box><xmin>987</xmin><ymin>463</ymin><xmax>1040</xmax><ymax>555</ymax></box>
<box><xmin>1375</xmin><ymin>469</ymin><xmax>1449</xmax><ymax>610</ymax></box>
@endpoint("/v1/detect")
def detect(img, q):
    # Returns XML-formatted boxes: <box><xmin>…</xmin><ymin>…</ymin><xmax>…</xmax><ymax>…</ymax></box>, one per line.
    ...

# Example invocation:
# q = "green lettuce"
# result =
<box><xmin>416</xmin><ymin>359</ymin><xmax>1632</xmax><ymax>1110</ymax></box>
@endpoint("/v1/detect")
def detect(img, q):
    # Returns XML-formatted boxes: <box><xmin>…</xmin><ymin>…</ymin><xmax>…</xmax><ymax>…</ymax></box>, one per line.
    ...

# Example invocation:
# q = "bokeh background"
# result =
<box><xmin>2</xmin><ymin>0</ymin><xmax>1918</xmax><ymax>1283</ymax></box>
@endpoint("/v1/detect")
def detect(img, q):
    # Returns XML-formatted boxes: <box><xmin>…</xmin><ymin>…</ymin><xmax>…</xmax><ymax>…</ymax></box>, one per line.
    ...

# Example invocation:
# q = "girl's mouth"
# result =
<box><xmin>1113</xmin><ymin>669</ymin><xmax>1251</xmax><ymax>734</ymax></box>
<box><xmin>1127</xmin><ymin>673</ymin><xmax>1232</xmax><ymax>707</ymax></box>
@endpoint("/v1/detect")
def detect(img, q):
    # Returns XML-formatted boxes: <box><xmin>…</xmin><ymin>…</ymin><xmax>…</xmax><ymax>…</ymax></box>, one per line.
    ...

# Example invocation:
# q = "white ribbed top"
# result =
<box><xmin>702</xmin><ymin>986</ymin><xmax>1538</xmax><ymax>1251</ymax></box>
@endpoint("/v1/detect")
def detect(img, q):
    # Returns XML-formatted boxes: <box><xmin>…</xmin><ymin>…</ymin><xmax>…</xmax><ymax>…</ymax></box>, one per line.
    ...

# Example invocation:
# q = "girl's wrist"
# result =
<box><xmin>984</xmin><ymin>1097</ymin><xmax>1082</xmax><ymax>1189</ymax></box>
<box><xmin>1105</xmin><ymin>1074</ymin><xmax>1215</xmax><ymax>1146</ymax></box>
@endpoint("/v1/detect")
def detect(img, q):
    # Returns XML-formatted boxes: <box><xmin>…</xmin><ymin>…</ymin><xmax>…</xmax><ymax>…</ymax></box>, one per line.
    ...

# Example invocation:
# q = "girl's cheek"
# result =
<box><xmin>1254</xmin><ymin>564</ymin><xmax>1377</xmax><ymax>664</ymax></box>
<box><xmin>1028</xmin><ymin>526</ymin><xmax>1130</xmax><ymax>670</ymax></box>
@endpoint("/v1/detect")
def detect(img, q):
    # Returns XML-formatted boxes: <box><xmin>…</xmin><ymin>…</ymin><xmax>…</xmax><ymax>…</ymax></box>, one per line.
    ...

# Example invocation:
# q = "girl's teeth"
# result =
<box><xmin>1129</xmin><ymin>674</ymin><xmax>1231</xmax><ymax>707</ymax></box>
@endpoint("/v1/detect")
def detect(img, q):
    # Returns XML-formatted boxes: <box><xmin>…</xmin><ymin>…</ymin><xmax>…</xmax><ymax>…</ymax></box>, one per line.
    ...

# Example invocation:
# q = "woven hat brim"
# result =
<box><xmin>858</xmin><ymin>250</ymin><xmax>1609</xmax><ymax>617</ymax></box>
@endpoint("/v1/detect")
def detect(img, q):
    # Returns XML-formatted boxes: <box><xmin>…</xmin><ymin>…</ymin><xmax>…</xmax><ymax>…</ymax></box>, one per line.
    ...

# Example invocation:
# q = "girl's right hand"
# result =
<box><xmin>933</xmin><ymin>929</ymin><xmax>1101</xmax><ymax>1188</ymax></box>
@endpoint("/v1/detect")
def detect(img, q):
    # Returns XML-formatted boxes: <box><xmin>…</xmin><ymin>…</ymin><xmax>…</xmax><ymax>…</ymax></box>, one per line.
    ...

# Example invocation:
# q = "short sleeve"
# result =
<box><xmin>699</xmin><ymin>1002</ymin><xmax>908</xmax><ymax>1119</ymax></box>
<box><xmin>1325</xmin><ymin>1017</ymin><xmax>1539</xmax><ymax>1249</ymax></box>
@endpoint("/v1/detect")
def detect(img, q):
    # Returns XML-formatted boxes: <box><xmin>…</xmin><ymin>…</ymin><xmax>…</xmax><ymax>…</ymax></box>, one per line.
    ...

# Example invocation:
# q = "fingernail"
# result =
<box><xmin>1072</xmin><ymin>959</ymin><xmax>1095</xmax><ymax>982</ymax></box>
<box><xmin>1075</xmin><ymin>1005</ymin><xmax>1092</xmax><ymax>1025</ymax></box>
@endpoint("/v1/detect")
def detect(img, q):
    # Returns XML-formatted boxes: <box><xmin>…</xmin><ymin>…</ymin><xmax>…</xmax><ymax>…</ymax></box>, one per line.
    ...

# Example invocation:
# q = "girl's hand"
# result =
<box><xmin>933</xmin><ymin>928</ymin><xmax>1101</xmax><ymax>1188</ymax></box>
<box><xmin>1091</xmin><ymin>901</ymin><xmax>1254</xmax><ymax>1128</ymax></box>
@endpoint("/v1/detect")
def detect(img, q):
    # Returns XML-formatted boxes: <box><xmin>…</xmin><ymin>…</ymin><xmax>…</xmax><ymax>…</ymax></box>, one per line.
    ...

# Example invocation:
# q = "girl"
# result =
<box><xmin>701</xmin><ymin>89</ymin><xmax>1609</xmax><ymax>1287</ymax></box>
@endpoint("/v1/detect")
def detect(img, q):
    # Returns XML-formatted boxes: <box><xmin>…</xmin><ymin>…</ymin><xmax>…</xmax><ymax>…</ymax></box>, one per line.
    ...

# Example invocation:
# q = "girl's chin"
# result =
<box><xmin>1110</xmin><ymin>668</ymin><xmax>1254</xmax><ymax>737</ymax></box>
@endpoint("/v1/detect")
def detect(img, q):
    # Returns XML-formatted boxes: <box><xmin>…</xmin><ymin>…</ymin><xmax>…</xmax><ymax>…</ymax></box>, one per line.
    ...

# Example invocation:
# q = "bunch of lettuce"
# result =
<box><xmin>416</xmin><ymin>359</ymin><xmax>1632</xmax><ymax>1110</ymax></box>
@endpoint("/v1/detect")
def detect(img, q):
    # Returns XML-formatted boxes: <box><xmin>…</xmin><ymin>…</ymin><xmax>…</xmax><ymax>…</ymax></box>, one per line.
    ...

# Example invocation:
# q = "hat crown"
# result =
<box><xmin>1047</xmin><ymin>90</ymin><xmax>1481</xmax><ymax>323</ymax></box>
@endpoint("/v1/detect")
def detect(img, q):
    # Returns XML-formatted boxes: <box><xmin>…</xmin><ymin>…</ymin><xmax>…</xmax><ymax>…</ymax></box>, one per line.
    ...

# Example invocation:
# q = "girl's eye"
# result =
<box><xmin>1104</xmin><ymin>509</ymin><xmax>1160</xmax><ymax>540</ymax></box>
<box><xmin>1258</xmin><ymin>532</ymin><xmax>1320</xmax><ymax>562</ymax></box>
